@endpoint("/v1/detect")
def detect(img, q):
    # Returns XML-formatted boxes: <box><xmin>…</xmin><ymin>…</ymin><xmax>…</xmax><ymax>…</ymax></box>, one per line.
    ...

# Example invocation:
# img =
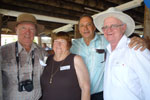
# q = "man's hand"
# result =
<box><xmin>129</xmin><ymin>37</ymin><xmax>147</xmax><ymax>51</ymax></box>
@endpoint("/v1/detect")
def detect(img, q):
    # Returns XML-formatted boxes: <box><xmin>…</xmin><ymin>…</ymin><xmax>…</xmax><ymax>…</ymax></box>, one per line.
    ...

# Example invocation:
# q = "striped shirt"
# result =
<box><xmin>1</xmin><ymin>41</ymin><xmax>47</xmax><ymax>100</ymax></box>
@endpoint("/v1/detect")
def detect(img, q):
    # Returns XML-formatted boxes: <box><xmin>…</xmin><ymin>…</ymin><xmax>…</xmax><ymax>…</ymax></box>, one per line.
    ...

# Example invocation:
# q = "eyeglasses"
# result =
<box><xmin>102</xmin><ymin>24</ymin><xmax>124</xmax><ymax>32</ymax></box>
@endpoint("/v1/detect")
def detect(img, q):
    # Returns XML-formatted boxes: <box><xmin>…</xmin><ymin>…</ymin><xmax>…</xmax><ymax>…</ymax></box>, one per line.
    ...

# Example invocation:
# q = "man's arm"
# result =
<box><xmin>129</xmin><ymin>36</ymin><xmax>150</xmax><ymax>51</ymax></box>
<box><xmin>130</xmin><ymin>49</ymin><xmax>150</xmax><ymax>100</ymax></box>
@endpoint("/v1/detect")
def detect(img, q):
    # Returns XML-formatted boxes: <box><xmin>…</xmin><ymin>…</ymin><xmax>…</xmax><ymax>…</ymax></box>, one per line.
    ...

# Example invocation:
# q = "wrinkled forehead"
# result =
<box><xmin>103</xmin><ymin>16</ymin><xmax>123</xmax><ymax>25</ymax></box>
<box><xmin>16</xmin><ymin>22</ymin><xmax>36</xmax><ymax>28</ymax></box>
<box><xmin>79</xmin><ymin>16</ymin><xmax>94</xmax><ymax>24</ymax></box>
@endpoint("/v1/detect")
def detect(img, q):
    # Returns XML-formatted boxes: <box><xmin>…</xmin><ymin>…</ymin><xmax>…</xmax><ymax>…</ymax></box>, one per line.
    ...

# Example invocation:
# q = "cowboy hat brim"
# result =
<box><xmin>94</xmin><ymin>7</ymin><xmax>135</xmax><ymax>37</ymax></box>
<box><xmin>7</xmin><ymin>21</ymin><xmax>45</xmax><ymax>34</ymax></box>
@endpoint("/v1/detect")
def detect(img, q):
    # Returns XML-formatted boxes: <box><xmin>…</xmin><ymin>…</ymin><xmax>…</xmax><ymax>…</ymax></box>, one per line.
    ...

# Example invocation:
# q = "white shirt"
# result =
<box><xmin>104</xmin><ymin>35</ymin><xmax>150</xmax><ymax>100</ymax></box>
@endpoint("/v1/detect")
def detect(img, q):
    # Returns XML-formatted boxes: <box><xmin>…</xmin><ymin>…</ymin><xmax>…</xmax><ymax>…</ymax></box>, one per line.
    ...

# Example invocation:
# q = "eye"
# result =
<box><xmin>29</xmin><ymin>28</ymin><xmax>35</xmax><ymax>32</ymax></box>
<box><xmin>102</xmin><ymin>26</ymin><xmax>108</xmax><ymax>30</ymax></box>
<box><xmin>21</xmin><ymin>26</ymin><xmax>26</xmax><ymax>30</ymax></box>
<box><xmin>79</xmin><ymin>24</ymin><xmax>84</xmax><ymax>28</ymax></box>
<box><xmin>87</xmin><ymin>23</ymin><xmax>92</xmax><ymax>26</ymax></box>
<box><xmin>111</xmin><ymin>24</ymin><xmax>118</xmax><ymax>28</ymax></box>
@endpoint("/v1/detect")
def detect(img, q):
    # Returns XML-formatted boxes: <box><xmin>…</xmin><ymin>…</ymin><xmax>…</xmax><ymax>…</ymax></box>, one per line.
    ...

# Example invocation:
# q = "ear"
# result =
<box><xmin>15</xmin><ymin>27</ymin><xmax>18</xmax><ymax>35</ymax></box>
<box><xmin>122</xmin><ymin>24</ymin><xmax>127</xmax><ymax>34</ymax></box>
<box><xmin>93</xmin><ymin>24</ymin><xmax>96</xmax><ymax>32</ymax></box>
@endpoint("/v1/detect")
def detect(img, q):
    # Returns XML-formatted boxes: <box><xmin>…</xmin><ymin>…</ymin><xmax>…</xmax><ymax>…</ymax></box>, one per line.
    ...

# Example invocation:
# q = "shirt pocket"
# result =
<box><xmin>111</xmin><ymin>62</ymin><xmax>128</xmax><ymax>86</ymax></box>
<box><xmin>96</xmin><ymin>52</ymin><xmax>105</xmax><ymax>64</ymax></box>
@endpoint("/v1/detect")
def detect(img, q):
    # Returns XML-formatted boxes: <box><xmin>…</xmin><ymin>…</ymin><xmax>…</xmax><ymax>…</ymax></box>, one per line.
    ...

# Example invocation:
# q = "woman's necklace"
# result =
<box><xmin>49</xmin><ymin>55</ymin><xmax>68</xmax><ymax>84</ymax></box>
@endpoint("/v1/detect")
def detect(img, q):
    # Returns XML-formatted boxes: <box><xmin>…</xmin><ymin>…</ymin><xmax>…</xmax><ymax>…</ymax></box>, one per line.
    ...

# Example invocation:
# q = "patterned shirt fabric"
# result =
<box><xmin>104</xmin><ymin>35</ymin><xmax>150</xmax><ymax>100</ymax></box>
<box><xmin>0</xmin><ymin>41</ymin><xmax>47</xmax><ymax>100</ymax></box>
<box><xmin>70</xmin><ymin>33</ymin><xmax>108</xmax><ymax>94</ymax></box>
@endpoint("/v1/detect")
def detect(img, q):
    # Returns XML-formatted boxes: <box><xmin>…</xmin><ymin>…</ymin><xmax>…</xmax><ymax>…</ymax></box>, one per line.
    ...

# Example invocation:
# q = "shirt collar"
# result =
<box><xmin>92</xmin><ymin>33</ymin><xmax>99</xmax><ymax>42</ymax></box>
<box><xmin>17</xmin><ymin>41</ymin><xmax>37</xmax><ymax>53</ymax></box>
<box><xmin>107</xmin><ymin>35</ymin><xmax>128</xmax><ymax>53</ymax></box>
<box><xmin>81</xmin><ymin>33</ymin><xmax>98</xmax><ymax>43</ymax></box>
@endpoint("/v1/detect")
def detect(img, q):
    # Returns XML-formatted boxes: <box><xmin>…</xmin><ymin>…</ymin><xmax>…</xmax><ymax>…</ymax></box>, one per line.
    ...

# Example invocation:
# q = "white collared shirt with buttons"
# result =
<box><xmin>104</xmin><ymin>35</ymin><xmax>150</xmax><ymax>100</ymax></box>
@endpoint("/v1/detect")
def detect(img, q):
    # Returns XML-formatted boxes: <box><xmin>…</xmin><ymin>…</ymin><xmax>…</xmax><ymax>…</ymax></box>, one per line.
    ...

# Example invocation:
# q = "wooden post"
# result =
<box><xmin>144</xmin><ymin>6</ymin><xmax>150</xmax><ymax>49</ymax></box>
<box><xmin>74</xmin><ymin>24</ymin><xmax>82</xmax><ymax>39</ymax></box>
<box><xmin>0</xmin><ymin>14</ymin><xmax>2</xmax><ymax>46</ymax></box>
<box><xmin>144</xmin><ymin>6</ymin><xmax>150</xmax><ymax>37</ymax></box>
<box><xmin>38</xmin><ymin>36</ymin><xmax>42</xmax><ymax>46</ymax></box>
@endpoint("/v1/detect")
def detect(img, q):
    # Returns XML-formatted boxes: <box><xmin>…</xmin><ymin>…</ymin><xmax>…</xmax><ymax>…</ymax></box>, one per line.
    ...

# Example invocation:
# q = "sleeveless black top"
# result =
<box><xmin>41</xmin><ymin>54</ymin><xmax>81</xmax><ymax>100</ymax></box>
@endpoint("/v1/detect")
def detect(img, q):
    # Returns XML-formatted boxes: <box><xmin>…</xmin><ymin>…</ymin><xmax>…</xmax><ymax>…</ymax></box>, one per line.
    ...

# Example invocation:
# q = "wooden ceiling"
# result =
<box><xmin>0</xmin><ymin>0</ymin><xmax>144</xmax><ymax>37</ymax></box>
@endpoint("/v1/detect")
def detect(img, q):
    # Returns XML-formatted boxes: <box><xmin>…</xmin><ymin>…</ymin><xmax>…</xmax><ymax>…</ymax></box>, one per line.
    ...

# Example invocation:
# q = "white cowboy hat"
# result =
<box><xmin>7</xmin><ymin>13</ymin><xmax>45</xmax><ymax>34</ymax></box>
<box><xmin>94</xmin><ymin>7</ymin><xmax>135</xmax><ymax>37</ymax></box>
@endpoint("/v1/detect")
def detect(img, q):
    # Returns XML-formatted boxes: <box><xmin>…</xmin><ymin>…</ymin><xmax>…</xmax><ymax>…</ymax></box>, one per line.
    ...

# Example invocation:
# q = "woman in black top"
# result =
<box><xmin>41</xmin><ymin>32</ymin><xmax>90</xmax><ymax>100</ymax></box>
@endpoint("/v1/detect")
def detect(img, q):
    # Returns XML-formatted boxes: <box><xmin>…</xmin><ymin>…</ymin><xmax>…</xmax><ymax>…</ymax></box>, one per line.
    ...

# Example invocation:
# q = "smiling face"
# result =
<box><xmin>79</xmin><ymin>16</ymin><xmax>96</xmax><ymax>40</ymax></box>
<box><xmin>16</xmin><ymin>22</ymin><xmax>36</xmax><ymax>48</ymax></box>
<box><xmin>53</xmin><ymin>38</ymin><xmax>68</xmax><ymax>54</ymax></box>
<box><xmin>103</xmin><ymin>16</ymin><xmax>126</xmax><ymax>45</ymax></box>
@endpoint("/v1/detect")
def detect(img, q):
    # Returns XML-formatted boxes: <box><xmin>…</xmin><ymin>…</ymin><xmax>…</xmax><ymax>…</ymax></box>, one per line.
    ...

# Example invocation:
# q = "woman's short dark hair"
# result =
<box><xmin>52</xmin><ymin>32</ymin><xmax>72</xmax><ymax>49</ymax></box>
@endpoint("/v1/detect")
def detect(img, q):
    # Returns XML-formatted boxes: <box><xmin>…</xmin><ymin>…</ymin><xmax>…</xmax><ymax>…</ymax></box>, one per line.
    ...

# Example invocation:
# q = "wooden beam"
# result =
<box><xmin>124</xmin><ymin>9</ymin><xmax>144</xmax><ymax>24</ymax></box>
<box><xmin>0</xmin><ymin>0</ymin><xmax>83</xmax><ymax>19</ymax></box>
<box><xmin>62</xmin><ymin>0</ymin><xmax>106</xmax><ymax>10</ymax></box>
<box><xmin>105</xmin><ymin>0</ymin><xmax>143</xmax><ymax>12</ymax></box>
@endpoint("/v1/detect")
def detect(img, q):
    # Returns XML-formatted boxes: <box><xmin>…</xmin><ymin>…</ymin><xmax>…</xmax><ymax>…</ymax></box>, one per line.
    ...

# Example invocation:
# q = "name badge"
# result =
<box><xmin>39</xmin><ymin>59</ymin><xmax>47</xmax><ymax>67</ymax></box>
<box><xmin>60</xmin><ymin>65</ymin><xmax>70</xmax><ymax>71</ymax></box>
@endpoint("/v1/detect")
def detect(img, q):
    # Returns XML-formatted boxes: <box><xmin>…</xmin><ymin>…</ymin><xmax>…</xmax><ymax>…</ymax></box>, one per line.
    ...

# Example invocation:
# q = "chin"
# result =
<box><xmin>107</xmin><ymin>38</ymin><xmax>114</xmax><ymax>43</ymax></box>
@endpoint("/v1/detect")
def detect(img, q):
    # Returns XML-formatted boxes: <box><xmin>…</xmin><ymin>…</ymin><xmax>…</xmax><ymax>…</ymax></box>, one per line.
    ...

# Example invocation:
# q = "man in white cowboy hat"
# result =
<box><xmin>0</xmin><ymin>13</ymin><xmax>47</xmax><ymax>100</ymax></box>
<box><xmin>94</xmin><ymin>7</ymin><xmax>150</xmax><ymax>100</ymax></box>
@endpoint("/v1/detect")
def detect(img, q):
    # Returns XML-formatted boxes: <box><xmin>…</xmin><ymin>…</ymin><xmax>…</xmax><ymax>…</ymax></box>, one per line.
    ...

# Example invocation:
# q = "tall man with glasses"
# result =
<box><xmin>94</xmin><ymin>7</ymin><xmax>150</xmax><ymax>100</ymax></box>
<box><xmin>70</xmin><ymin>14</ymin><xmax>149</xmax><ymax>100</ymax></box>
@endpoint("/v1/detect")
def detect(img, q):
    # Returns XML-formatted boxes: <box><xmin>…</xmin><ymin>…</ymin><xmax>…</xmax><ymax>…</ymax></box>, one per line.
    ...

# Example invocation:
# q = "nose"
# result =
<box><xmin>83</xmin><ymin>25</ymin><xmax>88</xmax><ymax>30</ymax></box>
<box><xmin>27</xmin><ymin>28</ymin><xmax>31</xmax><ymax>32</ymax></box>
<box><xmin>57</xmin><ymin>42</ymin><xmax>61</xmax><ymax>45</ymax></box>
<box><xmin>25</xmin><ymin>28</ymin><xmax>32</xmax><ymax>35</ymax></box>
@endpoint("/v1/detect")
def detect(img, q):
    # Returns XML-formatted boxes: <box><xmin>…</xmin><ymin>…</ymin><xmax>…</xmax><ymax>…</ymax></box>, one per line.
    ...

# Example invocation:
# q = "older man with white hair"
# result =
<box><xmin>0</xmin><ymin>13</ymin><xmax>47</xmax><ymax>100</ymax></box>
<box><xmin>94</xmin><ymin>7</ymin><xmax>150</xmax><ymax>100</ymax></box>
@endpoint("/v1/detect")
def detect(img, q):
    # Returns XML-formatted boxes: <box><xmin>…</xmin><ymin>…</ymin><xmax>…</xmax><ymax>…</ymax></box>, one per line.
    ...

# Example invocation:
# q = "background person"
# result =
<box><xmin>42</xmin><ymin>43</ymin><xmax>51</xmax><ymax>51</ymax></box>
<box><xmin>70</xmin><ymin>14</ymin><xmax>149</xmax><ymax>100</ymax></box>
<box><xmin>42</xmin><ymin>43</ymin><xmax>54</xmax><ymax>55</ymax></box>
<box><xmin>94</xmin><ymin>7</ymin><xmax>150</xmax><ymax>100</ymax></box>
<box><xmin>41</xmin><ymin>32</ymin><xmax>90</xmax><ymax>100</ymax></box>
<box><xmin>0</xmin><ymin>13</ymin><xmax>47</xmax><ymax>100</ymax></box>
